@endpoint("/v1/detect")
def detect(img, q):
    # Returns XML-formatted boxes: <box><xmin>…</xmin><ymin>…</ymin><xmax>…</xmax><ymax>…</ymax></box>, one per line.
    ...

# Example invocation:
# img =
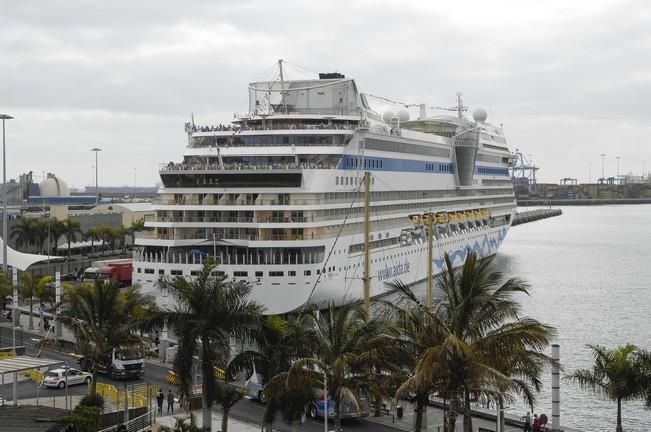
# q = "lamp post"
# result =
<box><xmin>600</xmin><ymin>153</ymin><xmax>606</xmax><ymax>181</ymax></box>
<box><xmin>1</xmin><ymin>114</ymin><xmax>13</xmax><ymax>276</ymax></box>
<box><xmin>91</xmin><ymin>148</ymin><xmax>102</xmax><ymax>204</ymax></box>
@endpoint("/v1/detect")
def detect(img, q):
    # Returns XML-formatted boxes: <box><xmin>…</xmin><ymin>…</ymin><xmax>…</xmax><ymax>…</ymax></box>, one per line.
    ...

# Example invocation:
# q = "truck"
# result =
<box><xmin>83</xmin><ymin>259</ymin><xmax>133</xmax><ymax>287</ymax></box>
<box><xmin>78</xmin><ymin>348</ymin><xmax>145</xmax><ymax>380</ymax></box>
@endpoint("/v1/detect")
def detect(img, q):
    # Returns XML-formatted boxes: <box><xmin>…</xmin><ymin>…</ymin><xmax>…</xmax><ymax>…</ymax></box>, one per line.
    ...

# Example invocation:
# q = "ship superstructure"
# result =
<box><xmin>133</xmin><ymin>68</ymin><xmax>516</xmax><ymax>314</ymax></box>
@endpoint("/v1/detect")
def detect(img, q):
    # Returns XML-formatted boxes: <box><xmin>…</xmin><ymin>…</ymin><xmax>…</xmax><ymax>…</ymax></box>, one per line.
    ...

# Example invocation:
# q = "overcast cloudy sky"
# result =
<box><xmin>1</xmin><ymin>0</ymin><xmax>649</xmax><ymax>189</ymax></box>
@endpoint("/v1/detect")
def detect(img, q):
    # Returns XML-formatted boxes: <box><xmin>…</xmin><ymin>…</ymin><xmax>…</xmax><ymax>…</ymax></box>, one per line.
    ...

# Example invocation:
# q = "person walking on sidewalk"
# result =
<box><xmin>157</xmin><ymin>389</ymin><xmax>164</xmax><ymax>415</ymax></box>
<box><xmin>167</xmin><ymin>389</ymin><xmax>175</xmax><ymax>414</ymax></box>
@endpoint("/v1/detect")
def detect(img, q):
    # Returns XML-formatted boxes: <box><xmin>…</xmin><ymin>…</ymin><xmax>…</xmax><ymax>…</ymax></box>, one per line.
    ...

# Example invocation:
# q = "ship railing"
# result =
<box><xmin>159</xmin><ymin>162</ymin><xmax>338</xmax><ymax>172</ymax></box>
<box><xmin>233</xmin><ymin>107</ymin><xmax>361</xmax><ymax>118</ymax></box>
<box><xmin>134</xmin><ymin>250</ymin><xmax>323</xmax><ymax>266</ymax></box>
<box><xmin>191</xmin><ymin>121</ymin><xmax>359</xmax><ymax>134</ymax></box>
<box><xmin>150</xmin><ymin>216</ymin><xmax>313</xmax><ymax>223</ymax></box>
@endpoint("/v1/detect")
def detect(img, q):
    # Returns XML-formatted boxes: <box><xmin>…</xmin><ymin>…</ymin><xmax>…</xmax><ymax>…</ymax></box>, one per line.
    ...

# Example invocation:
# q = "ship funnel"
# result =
<box><xmin>453</xmin><ymin>125</ymin><xmax>480</xmax><ymax>186</ymax></box>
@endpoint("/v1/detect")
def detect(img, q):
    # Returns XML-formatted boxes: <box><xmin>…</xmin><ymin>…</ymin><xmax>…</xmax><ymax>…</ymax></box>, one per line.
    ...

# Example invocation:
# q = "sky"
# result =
<box><xmin>1</xmin><ymin>0</ymin><xmax>650</xmax><ymax>190</ymax></box>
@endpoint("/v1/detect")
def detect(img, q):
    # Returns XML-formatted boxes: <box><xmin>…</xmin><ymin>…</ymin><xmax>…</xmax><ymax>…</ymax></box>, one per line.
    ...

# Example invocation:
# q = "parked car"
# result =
<box><xmin>43</xmin><ymin>368</ymin><xmax>92</xmax><ymax>389</ymax></box>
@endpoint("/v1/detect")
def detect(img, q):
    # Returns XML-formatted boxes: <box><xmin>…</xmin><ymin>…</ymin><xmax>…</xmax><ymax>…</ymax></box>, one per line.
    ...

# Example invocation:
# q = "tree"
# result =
<box><xmin>115</xmin><ymin>225</ymin><xmax>128</xmax><ymax>251</ymax></box>
<box><xmin>62</xmin><ymin>218</ymin><xmax>83</xmax><ymax>259</ymax></box>
<box><xmin>19</xmin><ymin>273</ymin><xmax>53</xmax><ymax>330</ymax></box>
<box><xmin>391</xmin><ymin>251</ymin><xmax>555</xmax><ymax>432</ymax></box>
<box><xmin>214</xmin><ymin>381</ymin><xmax>244</xmax><ymax>432</ymax></box>
<box><xmin>98</xmin><ymin>224</ymin><xmax>116</xmax><ymax>254</ymax></box>
<box><xmin>49</xmin><ymin>218</ymin><xmax>66</xmax><ymax>256</ymax></box>
<box><xmin>158</xmin><ymin>261</ymin><xmax>263</xmax><ymax>432</ymax></box>
<box><xmin>274</xmin><ymin>301</ymin><xmax>383</xmax><ymax>432</ymax></box>
<box><xmin>566</xmin><ymin>344</ymin><xmax>647</xmax><ymax>432</ymax></box>
<box><xmin>0</xmin><ymin>271</ymin><xmax>11</xmax><ymax>313</ymax></box>
<box><xmin>120</xmin><ymin>285</ymin><xmax>159</xmax><ymax>335</ymax></box>
<box><xmin>11</xmin><ymin>217</ymin><xmax>35</xmax><ymax>251</ymax></box>
<box><xmin>58</xmin><ymin>281</ymin><xmax>152</xmax><ymax>396</ymax></box>
<box><xmin>378</xmin><ymin>294</ymin><xmax>444</xmax><ymax>432</ymax></box>
<box><xmin>84</xmin><ymin>226</ymin><xmax>102</xmax><ymax>254</ymax></box>
<box><xmin>34</xmin><ymin>218</ymin><xmax>50</xmax><ymax>254</ymax></box>
<box><xmin>126</xmin><ymin>218</ymin><xmax>145</xmax><ymax>249</ymax></box>
<box><xmin>160</xmin><ymin>412</ymin><xmax>202</xmax><ymax>432</ymax></box>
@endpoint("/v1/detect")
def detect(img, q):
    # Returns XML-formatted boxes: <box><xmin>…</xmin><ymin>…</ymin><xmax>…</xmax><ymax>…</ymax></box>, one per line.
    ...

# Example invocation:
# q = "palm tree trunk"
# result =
<box><xmin>463</xmin><ymin>388</ymin><xmax>473</xmax><ymax>432</ymax></box>
<box><xmin>202</xmin><ymin>391</ymin><xmax>212</xmax><ymax>432</ymax></box>
<box><xmin>334</xmin><ymin>398</ymin><xmax>342</xmax><ymax>432</ymax></box>
<box><xmin>374</xmin><ymin>394</ymin><xmax>382</xmax><ymax>417</ymax></box>
<box><xmin>616</xmin><ymin>397</ymin><xmax>622</xmax><ymax>432</ymax></box>
<box><xmin>414</xmin><ymin>401</ymin><xmax>424</xmax><ymax>432</ymax></box>
<box><xmin>446</xmin><ymin>396</ymin><xmax>460</xmax><ymax>432</ymax></box>
<box><xmin>28</xmin><ymin>297</ymin><xmax>34</xmax><ymax>330</ymax></box>
<box><xmin>221</xmin><ymin>408</ymin><xmax>229</xmax><ymax>432</ymax></box>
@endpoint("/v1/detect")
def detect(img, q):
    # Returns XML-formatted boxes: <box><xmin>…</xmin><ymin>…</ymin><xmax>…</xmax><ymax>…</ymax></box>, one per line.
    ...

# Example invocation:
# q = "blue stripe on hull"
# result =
<box><xmin>337</xmin><ymin>154</ymin><xmax>509</xmax><ymax>176</ymax></box>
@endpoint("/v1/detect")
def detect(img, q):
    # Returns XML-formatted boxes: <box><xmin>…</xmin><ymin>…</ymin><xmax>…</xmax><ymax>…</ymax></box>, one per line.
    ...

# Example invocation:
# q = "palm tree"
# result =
<box><xmin>34</xmin><ymin>218</ymin><xmax>50</xmax><ymax>254</ymax></box>
<box><xmin>0</xmin><ymin>271</ymin><xmax>11</xmax><ymax>313</ymax></box>
<box><xmin>19</xmin><ymin>273</ymin><xmax>53</xmax><ymax>330</ymax></box>
<box><xmin>378</xmin><ymin>295</ymin><xmax>444</xmax><ymax>432</ymax></box>
<box><xmin>98</xmin><ymin>224</ymin><xmax>116</xmax><ymax>254</ymax></box>
<box><xmin>273</xmin><ymin>301</ymin><xmax>383</xmax><ymax>432</ymax></box>
<box><xmin>115</xmin><ymin>225</ymin><xmax>128</xmax><ymax>251</ymax></box>
<box><xmin>119</xmin><ymin>285</ymin><xmax>159</xmax><ymax>335</ymax></box>
<box><xmin>49</xmin><ymin>218</ymin><xmax>66</xmax><ymax>256</ymax></box>
<box><xmin>158</xmin><ymin>261</ymin><xmax>263</xmax><ymax>432</ymax></box>
<box><xmin>84</xmin><ymin>226</ymin><xmax>102</xmax><ymax>255</ymax></box>
<box><xmin>566</xmin><ymin>344</ymin><xmax>647</xmax><ymax>432</ymax></box>
<box><xmin>214</xmin><ymin>380</ymin><xmax>244</xmax><ymax>432</ymax></box>
<box><xmin>11</xmin><ymin>217</ymin><xmax>35</xmax><ymax>251</ymax></box>
<box><xmin>58</xmin><ymin>281</ymin><xmax>152</xmax><ymax>396</ymax></box>
<box><xmin>391</xmin><ymin>251</ymin><xmax>555</xmax><ymax>432</ymax></box>
<box><xmin>126</xmin><ymin>218</ymin><xmax>145</xmax><ymax>249</ymax></box>
<box><xmin>62</xmin><ymin>218</ymin><xmax>83</xmax><ymax>259</ymax></box>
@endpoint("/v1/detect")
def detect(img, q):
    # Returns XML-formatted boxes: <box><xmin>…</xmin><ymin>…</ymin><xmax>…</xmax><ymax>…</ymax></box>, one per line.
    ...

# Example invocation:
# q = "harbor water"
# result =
<box><xmin>494</xmin><ymin>205</ymin><xmax>651</xmax><ymax>431</ymax></box>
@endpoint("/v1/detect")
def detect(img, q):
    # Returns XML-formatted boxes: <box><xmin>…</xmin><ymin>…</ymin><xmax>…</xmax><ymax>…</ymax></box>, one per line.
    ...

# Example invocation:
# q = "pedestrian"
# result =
<box><xmin>523</xmin><ymin>411</ymin><xmax>531</xmax><ymax>432</ymax></box>
<box><xmin>154</xmin><ymin>330</ymin><xmax>160</xmax><ymax>347</ymax></box>
<box><xmin>157</xmin><ymin>389</ymin><xmax>164</xmax><ymax>415</ymax></box>
<box><xmin>167</xmin><ymin>389</ymin><xmax>175</xmax><ymax>414</ymax></box>
<box><xmin>533</xmin><ymin>413</ymin><xmax>541</xmax><ymax>432</ymax></box>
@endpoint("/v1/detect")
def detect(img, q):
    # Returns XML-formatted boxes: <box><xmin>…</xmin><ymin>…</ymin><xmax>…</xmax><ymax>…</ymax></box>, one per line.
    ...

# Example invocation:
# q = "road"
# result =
<box><xmin>0</xmin><ymin>324</ymin><xmax>403</xmax><ymax>432</ymax></box>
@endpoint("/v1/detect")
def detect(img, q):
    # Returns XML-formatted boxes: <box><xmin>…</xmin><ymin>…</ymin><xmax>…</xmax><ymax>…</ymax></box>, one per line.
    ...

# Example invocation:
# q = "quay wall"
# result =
<box><xmin>518</xmin><ymin>198</ymin><xmax>651</xmax><ymax>206</ymax></box>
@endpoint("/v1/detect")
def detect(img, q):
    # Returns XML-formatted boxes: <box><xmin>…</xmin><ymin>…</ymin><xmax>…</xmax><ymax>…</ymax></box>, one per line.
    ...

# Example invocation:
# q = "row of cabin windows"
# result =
<box><xmin>138</xmin><ymin>268</ymin><xmax>309</xmax><ymax>277</ymax></box>
<box><xmin>343</xmin><ymin>157</ymin><xmax>383</xmax><ymax>169</ymax></box>
<box><xmin>477</xmin><ymin>167</ymin><xmax>509</xmax><ymax>176</ymax></box>
<box><xmin>336</xmin><ymin>176</ymin><xmax>375</xmax><ymax>186</ymax></box>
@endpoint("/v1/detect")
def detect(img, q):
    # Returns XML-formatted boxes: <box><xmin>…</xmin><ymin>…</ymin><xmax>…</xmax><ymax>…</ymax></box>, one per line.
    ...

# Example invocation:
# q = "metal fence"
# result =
<box><xmin>98</xmin><ymin>409</ymin><xmax>156</xmax><ymax>432</ymax></box>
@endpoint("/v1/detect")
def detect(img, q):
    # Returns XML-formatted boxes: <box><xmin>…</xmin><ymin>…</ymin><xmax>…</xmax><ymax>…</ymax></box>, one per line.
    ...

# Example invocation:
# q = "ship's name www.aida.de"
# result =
<box><xmin>377</xmin><ymin>260</ymin><xmax>411</xmax><ymax>281</ymax></box>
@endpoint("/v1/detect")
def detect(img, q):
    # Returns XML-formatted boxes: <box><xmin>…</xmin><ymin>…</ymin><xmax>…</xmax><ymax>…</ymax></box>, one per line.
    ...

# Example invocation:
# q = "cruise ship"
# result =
<box><xmin>133</xmin><ymin>67</ymin><xmax>516</xmax><ymax>314</ymax></box>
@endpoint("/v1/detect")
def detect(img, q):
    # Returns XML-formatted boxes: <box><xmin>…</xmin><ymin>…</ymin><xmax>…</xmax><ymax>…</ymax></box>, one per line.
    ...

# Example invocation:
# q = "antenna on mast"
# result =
<box><xmin>278</xmin><ymin>59</ymin><xmax>286</xmax><ymax>113</ymax></box>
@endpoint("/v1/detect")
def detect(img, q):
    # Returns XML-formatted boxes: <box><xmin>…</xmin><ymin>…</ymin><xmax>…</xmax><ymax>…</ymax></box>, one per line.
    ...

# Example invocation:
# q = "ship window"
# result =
<box><xmin>288</xmin><ymin>271</ymin><xmax>296</xmax><ymax>277</ymax></box>
<box><xmin>190</xmin><ymin>270</ymin><xmax>200</xmax><ymax>276</ymax></box>
<box><xmin>269</xmin><ymin>271</ymin><xmax>284</xmax><ymax>277</ymax></box>
<box><xmin>345</xmin><ymin>177</ymin><xmax>348</xmax><ymax>185</ymax></box>
<box><xmin>336</xmin><ymin>177</ymin><xmax>339</xmax><ymax>185</ymax></box>
<box><xmin>304</xmin><ymin>270</ymin><xmax>311</xmax><ymax>276</ymax></box>
<box><xmin>137</xmin><ymin>268</ymin><xmax>141</xmax><ymax>273</ymax></box>
<box><xmin>234</xmin><ymin>271</ymin><xmax>248</xmax><ymax>277</ymax></box>
<box><xmin>171</xmin><ymin>270</ymin><xmax>183</xmax><ymax>276</ymax></box>
<box><xmin>158</xmin><ymin>269</ymin><xmax>165</xmax><ymax>275</ymax></box>
<box><xmin>316</xmin><ymin>269</ymin><xmax>321</xmax><ymax>274</ymax></box>
<box><xmin>144</xmin><ymin>268</ymin><xmax>154</xmax><ymax>274</ymax></box>
<box><xmin>255</xmin><ymin>271</ymin><xmax>263</xmax><ymax>277</ymax></box>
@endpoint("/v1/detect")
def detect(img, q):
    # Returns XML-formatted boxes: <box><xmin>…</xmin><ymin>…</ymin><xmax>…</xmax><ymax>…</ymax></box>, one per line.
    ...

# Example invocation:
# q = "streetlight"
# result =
<box><xmin>1</xmin><ymin>114</ymin><xmax>13</xmax><ymax>277</ymax></box>
<box><xmin>90</xmin><ymin>148</ymin><xmax>102</xmax><ymax>204</ymax></box>
<box><xmin>600</xmin><ymin>153</ymin><xmax>606</xmax><ymax>181</ymax></box>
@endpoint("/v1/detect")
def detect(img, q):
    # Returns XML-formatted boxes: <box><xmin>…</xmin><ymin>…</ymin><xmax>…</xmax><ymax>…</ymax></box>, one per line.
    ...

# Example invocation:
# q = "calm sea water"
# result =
<box><xmin>494</xmin><ymin>205</ymin><xmax>651</xmax><ymax>431</ymax></box>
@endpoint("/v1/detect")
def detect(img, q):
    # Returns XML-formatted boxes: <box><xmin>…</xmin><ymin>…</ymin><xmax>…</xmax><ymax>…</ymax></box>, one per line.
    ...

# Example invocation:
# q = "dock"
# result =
<box><xmin>512</xmin><ymin>208</ymin><xmax>562</xmax><ymax>226</ymax></box>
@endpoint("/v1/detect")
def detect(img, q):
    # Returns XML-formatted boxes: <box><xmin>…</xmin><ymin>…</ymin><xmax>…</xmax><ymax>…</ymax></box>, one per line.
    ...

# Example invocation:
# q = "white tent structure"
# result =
<box><xmin>0</xmin><ymin>237</ymin><xmax>64</xmax><ymax>271</ymax></box>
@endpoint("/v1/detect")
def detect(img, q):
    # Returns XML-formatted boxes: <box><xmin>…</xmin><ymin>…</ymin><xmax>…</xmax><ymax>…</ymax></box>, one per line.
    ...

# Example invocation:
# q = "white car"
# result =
<box><xmin>43</xmin><ymin>368</ymin><xmax>92</xmax><ymax>389</ymax></box>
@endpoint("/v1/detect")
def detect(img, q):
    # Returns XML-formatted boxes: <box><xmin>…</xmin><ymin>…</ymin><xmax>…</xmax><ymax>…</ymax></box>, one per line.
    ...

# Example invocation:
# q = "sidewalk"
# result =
<box><xmin>367</xmin><ymin>401</ymin><xmax>581</xmax><ymax>432</ymax></box>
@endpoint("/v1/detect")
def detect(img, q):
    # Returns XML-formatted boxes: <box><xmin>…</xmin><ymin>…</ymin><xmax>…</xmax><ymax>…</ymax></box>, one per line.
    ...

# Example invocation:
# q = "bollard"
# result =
<box><xmin>552</xmin><ymin>344</ymin><xmax>560</xmax><ymax>431</ymax></box>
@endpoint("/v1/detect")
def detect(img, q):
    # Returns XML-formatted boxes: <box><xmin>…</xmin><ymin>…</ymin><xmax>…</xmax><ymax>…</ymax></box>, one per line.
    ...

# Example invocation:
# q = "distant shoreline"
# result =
<box><xmin>518</xmin><ymin>198</ymin><xmax>651</xmax><ymax>206</ymax></box>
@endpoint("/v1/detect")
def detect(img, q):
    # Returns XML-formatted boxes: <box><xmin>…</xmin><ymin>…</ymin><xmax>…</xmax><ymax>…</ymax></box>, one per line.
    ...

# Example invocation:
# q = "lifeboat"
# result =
<box><xmin>435</xmin><ymin>212</ymin><xmax>448</xmax><ymax>223</ymax></box>
<box><xmin>409</xmin><ymin>214</ymin><xmax>422</xmax><ymax>225</ymax></box>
